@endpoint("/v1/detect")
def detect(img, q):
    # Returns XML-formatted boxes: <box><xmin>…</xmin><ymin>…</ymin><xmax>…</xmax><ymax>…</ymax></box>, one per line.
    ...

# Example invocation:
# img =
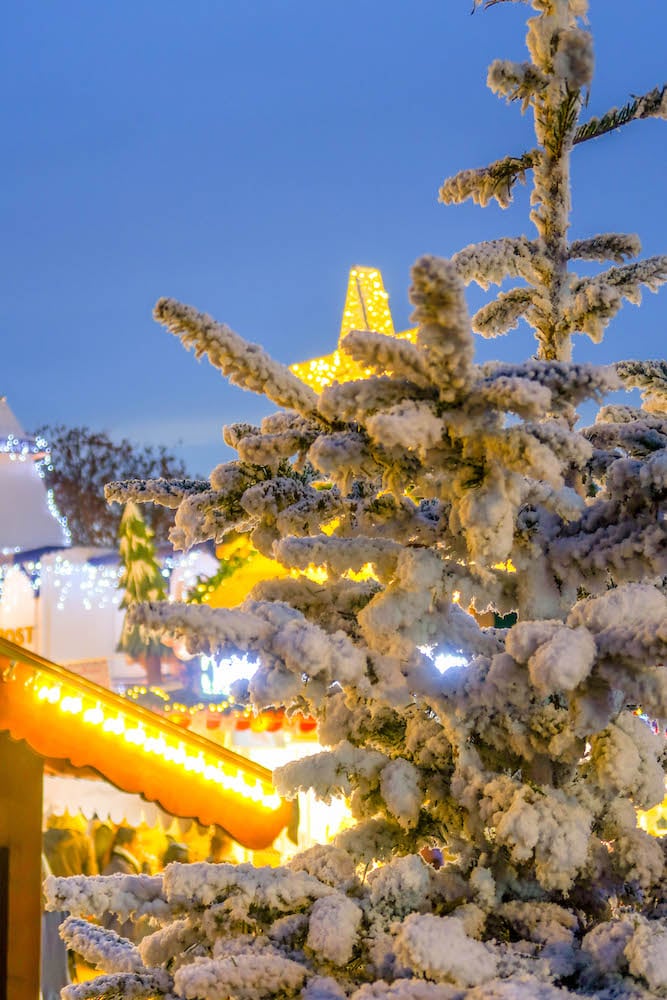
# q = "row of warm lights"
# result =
<box><xmin>125</xmin><ymin>689</ymin><xmax>264</xmax><ymax>719</ymax></box>
<box><xmin>32</xmin><ymin>676</ymin><xmax>281</xmax><ymax>809</ymax></box>
<box><xmin>125</xmin><ymin>685</ymin><xmax>172</xmax><ymax>702</ymax></box>
<box><xmin>122</xmin><ymin>684</ymin><xmax>318</xmax><ymax>736</ymax></box>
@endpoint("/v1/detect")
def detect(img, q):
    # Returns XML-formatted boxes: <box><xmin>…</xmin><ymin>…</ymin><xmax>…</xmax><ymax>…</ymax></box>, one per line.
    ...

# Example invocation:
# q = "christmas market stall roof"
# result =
<box><xmin>0</xmin><ymin>396</ymin><xmax>69</xmax><ymax>554</ymax></box>
<box><xmin>0</xmin><ymin>637</ymin><xmax>293</xmax><ymax>849</ymax></box>
<box><xmin>0</xmin><ymin>397</ymin><xmax>70</xmax><ymax>554</ymax></box>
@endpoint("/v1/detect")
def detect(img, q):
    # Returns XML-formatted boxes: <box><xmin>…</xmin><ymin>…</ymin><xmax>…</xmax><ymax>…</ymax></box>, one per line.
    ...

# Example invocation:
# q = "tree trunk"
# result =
<box><xmin>144</xmin><ymin>650</ymin><xmax>162</xmax><ymax>686</ymax></box>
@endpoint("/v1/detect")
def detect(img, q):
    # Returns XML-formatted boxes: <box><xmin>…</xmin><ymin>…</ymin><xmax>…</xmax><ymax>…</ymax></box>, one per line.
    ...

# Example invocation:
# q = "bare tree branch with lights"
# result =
<box><xmin>46</xmin><ymin>2</ymin><xmax>667</xmax><ymax>997</ymax></box>
<box><xmin>37</xmin><ymin>425</ymin><xmax>189</xmax><ymax>546</ymax></box>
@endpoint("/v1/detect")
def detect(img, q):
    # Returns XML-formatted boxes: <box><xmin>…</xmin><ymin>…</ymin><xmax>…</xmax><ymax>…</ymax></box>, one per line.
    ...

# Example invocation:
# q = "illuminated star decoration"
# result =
<box><xmin>290</xmin><ymin>265</ymin><xmax>416</xmax><ymax>392</ymax></box>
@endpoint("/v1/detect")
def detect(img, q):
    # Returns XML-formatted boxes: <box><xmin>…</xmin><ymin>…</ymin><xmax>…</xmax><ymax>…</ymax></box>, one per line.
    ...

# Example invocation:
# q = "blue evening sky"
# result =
<box><xmin>2</xmin><ymin>1</ymin><xmax>666</xmax><ymax>476</ymax></box>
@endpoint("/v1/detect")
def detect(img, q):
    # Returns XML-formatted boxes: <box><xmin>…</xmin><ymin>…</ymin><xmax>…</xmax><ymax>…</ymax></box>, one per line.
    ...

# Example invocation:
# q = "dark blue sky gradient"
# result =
<box><xmin>2</xmin><ymin>1</ymin><xmax>666</xmax><ymax>476</ymax></box>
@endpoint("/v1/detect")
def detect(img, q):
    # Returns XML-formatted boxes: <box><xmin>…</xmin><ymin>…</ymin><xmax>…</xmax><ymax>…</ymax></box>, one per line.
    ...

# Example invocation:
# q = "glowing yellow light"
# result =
<box><xmin>348</xmin><ymin>562</ymin><xmax>376</xmax><ymax>582</ymax></box>
<box><xmin>60</xmin><ymin>695</ymin><xmax>83</xmax><ymax>714</ymax></box>
<box><xmin>493</xmin><ymin>560</ymin><xmax>516</xmax><ymax>573</ymax></box>
<box><xmin>83</xmin><ymin>705</ymin><xmax>104</xmax><ymax>725</ymax></box>
<box><xmin>19</xmin><ymin>656</ymin><xmax>284</xmax><ymax>811</ymax></box>
<box><xmin>103</xmin><ymin>716</ymin><xmax>125</xmax><ymax>736</ymax></box>
<box><xmin>124</xmin><ymin>727</ymin><xmax>146</xmax><ymax>746</ymax></box>
<box><xmin>290</xmin><ymin>266</ymin><xmax>418</xmax><ymax>393</ymax></box>
<box><xmin>295</xmin><ymin>564</ymin><xmax>328</xmax><ymax>584</ymax></box>
<box><xmin>638</xmin><ymin>786</ymin><xmax>667</xmax><ymax>838</ymax></box>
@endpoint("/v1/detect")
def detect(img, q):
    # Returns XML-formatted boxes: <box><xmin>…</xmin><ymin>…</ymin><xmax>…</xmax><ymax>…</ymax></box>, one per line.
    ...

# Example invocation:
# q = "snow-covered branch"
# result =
<box><xmin>154</xmin><ymin>298</ymin><xmax>321</xmax><ymax>419</ymax></box>
<box><xmin>574</xmin><ymin>84</ymin><xmax>667</xmax><ymax>145</ymax></box>
<box><xmin>105</xmin><ymin>478</ymin><xmax>210</xmax><ymax>509</ymax></box>
<box><xmin>340</xmin><ymin>330</ymin><xmax>433</xmax><ymax>388</ymax></box>
<box><xmin>439</xmin><ymin>151</ymin><xmax>537</xmax><ymax>209</ymax></box>
<box><xmin>59</xmin><ymin>917</ymin><xmax>147</xmax><ymax>975</ymax></box>
<box><xmin>411</xmin><ymin>256</ymin><xmax>474</xmax><ymax>401</ymax></box>
<box><xmin>453</xmin><ymin>237</ymin><xmax>539</xmax><ymax>290</ymax></box>
<box><xmin>472</xmin><ymin>287</ymin><xmax>535</xmax><ymax>338</ymax></box>
<box><xmin>565</xmin><ymin>256</ymin><xmax>667</xmax><ymax>341</ymax></box>
<box><xmin>568</xmin><ymin>234</ymin><xmax>641</xmax><ymax>264</ymax></box>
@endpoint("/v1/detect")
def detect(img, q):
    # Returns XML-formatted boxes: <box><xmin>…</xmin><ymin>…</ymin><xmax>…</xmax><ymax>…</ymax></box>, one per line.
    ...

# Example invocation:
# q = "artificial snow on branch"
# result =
<box><xmin>71</xmin><ymin>3</ymin><xmax>667</xmax><ymax>999</ymax></box>
<box><xmin>411</xmin><ymin>256</ymin><xmax>474</xmax><ymax>401</ymax></box>
<box><xmin>340</xmin><ymin>330</ymin><xmax>433</xmax><ymax>388</ymax></box>
<box><xmin>154</xmin><ymin>298</ymin><xmax>321</xmax><ymax>419</ymax></box>
<box><xmin>565</xmin><ymin>256</ymin><xmax>667</xmax><ymax>341</ymax></box>
<box><xmin>105</xmin><ymin>477</ymin><xmax>210</xmax><ymax>508</ymax></box>
<box><xmin>568</xmin><ymin>233</ymin><xmax>641</xmax><ymax>264</ymax></box>
<box><xmin>617</xmin><ymin>358</ymin><xmax>667</xmax><ymax>413</ymax></box>
<box><xmin>439</xmin><ymin>151</ymin><xmax>537</xmax><ymax>209</ymax></box>
<box><xmin>452</xmin><ymin>237</ymin><xmax>540</xmax><ymax>290</ymax></box>
<box><xmin>471</xmin><ymin>288</ymin><xmax>535</xmax><ymax>337</ymax></box>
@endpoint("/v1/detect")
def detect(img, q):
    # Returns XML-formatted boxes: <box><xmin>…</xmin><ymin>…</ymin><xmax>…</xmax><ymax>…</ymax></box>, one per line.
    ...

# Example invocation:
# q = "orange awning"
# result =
<box><xmin>0</xmin><ymin>639</ymin><xmax>293</xmax><ymax>849</ymax></box>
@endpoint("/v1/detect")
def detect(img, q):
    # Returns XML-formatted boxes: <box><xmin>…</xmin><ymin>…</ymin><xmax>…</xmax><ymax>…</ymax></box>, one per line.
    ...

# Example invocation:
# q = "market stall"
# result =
<box><xmin>0</xmin><ymin>637</ymin><xmax>292</xmax><ymax>1000</ymax></box>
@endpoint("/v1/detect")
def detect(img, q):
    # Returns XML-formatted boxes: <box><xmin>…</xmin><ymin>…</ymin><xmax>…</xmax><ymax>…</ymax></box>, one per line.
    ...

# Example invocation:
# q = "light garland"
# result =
<box><xmin>45</xmin><ymin>488</ymin><xmax>71</xmax><ymax>544</ymax></box>
<box><xmin>0</xmin><ymin>433</ymin><xmax>48</xmax><ymax>458</ymax></box>
<box><xmin>163</xmin><ymin>550</ymin><xmax>210</xmax><ymax>598</ymax></box>
<box><xmin>0</xmin><ymin>424</ymin><xmax>72</xmax><ymax>547</ymax></box>
<box><xmin>121</xmin><ymin>684</ymin><xmax>318</xmax><ymax>737</ymax></box>
<box><xmin>25</xmin><ymin>670</ymin><xmax>281</xmax><ymax>808</ymax></box>
<box><xmin>0</xmin><ymin>549</ymin><xmax>206</xmax><ymax>609</ymax></box>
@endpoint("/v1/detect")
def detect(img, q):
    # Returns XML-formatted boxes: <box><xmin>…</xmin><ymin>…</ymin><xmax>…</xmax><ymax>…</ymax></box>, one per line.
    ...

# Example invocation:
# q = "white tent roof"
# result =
<box><xmin>0</xmin><ymin>398</ymin><xmax>69</xmax><ymax>554</ymax></box>
<box><xmin>0</xmin><ymin>396</ymin><xmax>28</xmax><ymax>439</ymax></box>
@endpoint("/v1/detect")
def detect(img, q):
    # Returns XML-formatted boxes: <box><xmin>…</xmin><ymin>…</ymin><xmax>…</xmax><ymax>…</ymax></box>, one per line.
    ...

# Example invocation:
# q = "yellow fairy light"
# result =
<box><xmin>124</xmin><ymin>726</ymin><xmax>146</xmax><ymax>746</ymax></box>
<box><xmin>60</xmin><ymin>695</ymin><xmax>83</xmax><ymax>714</ymax></box>
<box><xmin>103</xmin><ymin>716</ymin><xmax>125</xmax><ymax>736</ymax></box>
<box><xmin>638</xmin><ymin>798</ymin><xmax>667</xmax><ymax>837</ymax></box>
<box><xmin>83</xmin><ymin>705</ymin><xmax>104</xmax><ymax>725</ymax></box>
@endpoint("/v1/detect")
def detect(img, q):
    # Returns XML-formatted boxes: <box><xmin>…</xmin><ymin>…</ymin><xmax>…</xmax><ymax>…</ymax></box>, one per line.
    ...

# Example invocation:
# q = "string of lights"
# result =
<box><xmin>0</xmin><ymin>549</ymin><xmax>204</xmax><ymax>607</ymax></box>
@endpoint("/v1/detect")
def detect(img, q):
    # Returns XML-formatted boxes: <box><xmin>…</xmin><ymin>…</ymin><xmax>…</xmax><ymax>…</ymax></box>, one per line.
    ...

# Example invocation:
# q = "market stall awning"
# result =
<box><xmin>0</xmin><ymin>638</ymin><xmax>293</xmax><ymax>849</ymax></box>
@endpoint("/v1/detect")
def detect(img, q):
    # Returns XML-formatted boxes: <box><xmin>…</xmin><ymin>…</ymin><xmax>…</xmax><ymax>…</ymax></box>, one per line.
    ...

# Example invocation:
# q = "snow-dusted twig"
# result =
<box><xmin>105</xmin><ymin>478</ymin><xmax>210</xmax><ymax>508</ymax></box>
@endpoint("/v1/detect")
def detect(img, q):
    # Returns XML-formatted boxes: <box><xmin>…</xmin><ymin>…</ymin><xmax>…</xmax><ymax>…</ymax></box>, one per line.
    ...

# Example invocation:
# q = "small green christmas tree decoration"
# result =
<box><xmin>116</xmin><ymin>500</ymin><xmax>169</xmax><ymax>685</ymax></box>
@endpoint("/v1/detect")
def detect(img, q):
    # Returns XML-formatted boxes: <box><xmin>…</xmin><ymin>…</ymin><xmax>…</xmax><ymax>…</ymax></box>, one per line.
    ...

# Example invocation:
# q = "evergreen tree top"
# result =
<box><xmin>52</xmin><ymin>4</ymin><xmax>667</xmax><ymax>998</ymax></box>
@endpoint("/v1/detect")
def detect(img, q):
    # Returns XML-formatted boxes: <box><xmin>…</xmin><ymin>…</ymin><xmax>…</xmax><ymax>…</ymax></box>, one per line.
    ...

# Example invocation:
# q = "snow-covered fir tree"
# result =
<box><xmin>116</xmin><ymin>500</ymin><xmax>169</xmax><ymax>685</ymax></box>
<box><xmin>46</xmin><ymin>1</ymin><xmax>667</xmax><ymax>997</ymax></box>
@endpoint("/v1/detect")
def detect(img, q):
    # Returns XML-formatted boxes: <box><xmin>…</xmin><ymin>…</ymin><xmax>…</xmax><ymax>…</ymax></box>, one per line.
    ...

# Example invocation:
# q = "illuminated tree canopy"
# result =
<box><xmin>47</xmin><ymin>2</ymin><xmax>667</xmax><ymax>997</ymax></box>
